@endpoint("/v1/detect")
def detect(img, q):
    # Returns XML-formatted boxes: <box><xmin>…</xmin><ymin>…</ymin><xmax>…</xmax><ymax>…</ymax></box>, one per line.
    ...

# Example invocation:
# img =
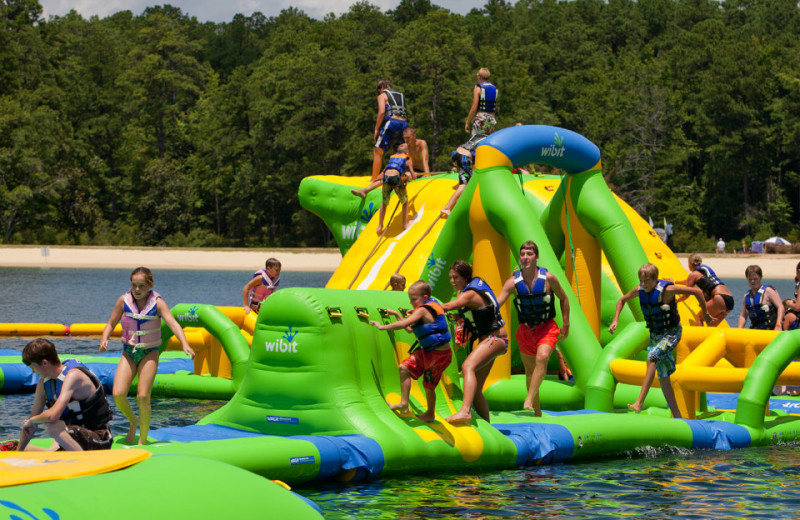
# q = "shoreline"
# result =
<box><xmin>1</xmin><ymin>246</ymin><xmax>797</xmax><ymax>279</ymax></box>
<box><xmin>0</xmin><ymin>245</ymin><xmax>342</xmax><ymax>272</ymax></box>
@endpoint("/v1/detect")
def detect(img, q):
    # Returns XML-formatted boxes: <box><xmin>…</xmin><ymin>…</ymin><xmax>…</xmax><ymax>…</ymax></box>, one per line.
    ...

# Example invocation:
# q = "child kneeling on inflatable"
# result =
<box><xmin>370</xmin><ymin>280</ymin><xmax>452</xmax><ymax>422</ymax></box>
<box><xmin>608</xmin><ymin>263</ymin><xmax>711</xmax><ymax>418</ymax></box>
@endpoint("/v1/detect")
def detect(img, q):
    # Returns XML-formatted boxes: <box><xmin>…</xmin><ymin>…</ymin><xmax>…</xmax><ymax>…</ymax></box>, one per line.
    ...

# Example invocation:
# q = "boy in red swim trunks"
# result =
<box><xmin>370</xmin><ymin>281</ymin><xmax>452</xmax><ymax>422</ymax></box>
<box><xmin>497</xmin><ymin>241</ymin><xmax>570</xmax><ymax>416</ymax></box>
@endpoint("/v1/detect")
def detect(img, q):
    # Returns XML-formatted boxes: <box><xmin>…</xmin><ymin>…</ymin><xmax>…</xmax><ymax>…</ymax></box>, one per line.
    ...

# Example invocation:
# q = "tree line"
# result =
<box><xmin>2</xmin><ymin>0</ymin><xmax>800</xmax><ymax>251</ymax></box>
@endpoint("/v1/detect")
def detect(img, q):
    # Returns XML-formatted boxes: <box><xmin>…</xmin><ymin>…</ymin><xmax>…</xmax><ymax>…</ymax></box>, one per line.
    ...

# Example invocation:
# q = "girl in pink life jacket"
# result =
<box><xmin>100</xmin><ymin>267</ymin><xmax>194</xmax><ymax>445</ymax></box>
<box><xmin>242</xmin><ymin>258</ymin><xmax>282</xmax><ymax>314</ymax></box>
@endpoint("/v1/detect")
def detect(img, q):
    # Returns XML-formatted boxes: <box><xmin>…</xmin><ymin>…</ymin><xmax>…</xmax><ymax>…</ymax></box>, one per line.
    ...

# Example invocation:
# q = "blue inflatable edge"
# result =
<box><xmin>495</xmin><ymin>422</ymin><xmax>574</xmax><ymax>466</ymax></box>
<box><xmin>683</xmin><ymin>419</ymin><xmax>751</xmax><ymax>450</ymax></box>
<box><xmin>150</xmin><ymin>424</ymin><xmax>385</xmax><ymax>481</ymax></box>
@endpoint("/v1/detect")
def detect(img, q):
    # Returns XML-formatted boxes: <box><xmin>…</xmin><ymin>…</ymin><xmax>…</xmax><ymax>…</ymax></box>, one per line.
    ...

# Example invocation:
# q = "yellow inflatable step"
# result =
<box><xmin>0</xmin><ymin>449</ymin><xmax>150</xmax><ymax>487</ymax></box>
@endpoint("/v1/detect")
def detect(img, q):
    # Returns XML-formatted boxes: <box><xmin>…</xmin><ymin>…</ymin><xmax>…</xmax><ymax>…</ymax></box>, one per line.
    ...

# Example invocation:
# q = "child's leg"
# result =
<box><xmin>388</xmin><ymin>364</ymin><xmax>412</xmax><ymax>413</ymax></box>
<box><xmin>352</xmin><ymin>178</ymin><xmax>382</xmax><ymax>198</ymax></box>
<box><xmin>659</xmin><ymin>376</ymin><xmax>683</xmax><ymax>418</ymax></box>
<box><xmin>376</xmin><ymin>202</ymin><xmax>387</xmax><ymax>234</ymax></box>
<box><xmin>629</xmin><ymin>360</ymin><xmax>657</xmax><ymax>413</ymax></box>
<box><xmin>45</xmin><ymin>421</ymin><xmax>82</xmax><ymax>451</ymax></box>
<box><xmin>112</xmin><ymin>353</ymin><xmax>139</xmax><ymax>443</ymax></box>
<box><xmin>401</xmin><ymin>200</ymin><xmax>409</xmax><ymax>229</ymax></box>
<box><xmin>134</xmin><ymin>350</ymin><xmax>160</xmax><ymax>445</ymax></box>
<box><xmin>472</xmin><ymin>361</ymin><xmax>495</xmax><ymax>423</ymax></box>
<box><xmin>447</xmin><ymin>336</ymin><xmax>506</xmax><ymax>423</ymax></box>
<box><xmin>522</xmin><ymin>344</ymin><xmax>553</xmax><ymax>416</ymax></box>
<box><xmin>417</xmin><ymin>387</ymin><xmax>437</xmax><ymax>423</ymax></box>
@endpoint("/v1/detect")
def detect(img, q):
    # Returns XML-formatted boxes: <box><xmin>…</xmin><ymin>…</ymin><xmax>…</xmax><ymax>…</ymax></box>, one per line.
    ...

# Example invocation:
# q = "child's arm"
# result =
<box><xmin>494</xmin><ymin>276</ymin><xmax>516</xmax><ymax>308</ymax></box>
<box><xmin>157</xmin><ymin>298</ymin><xmax>196</xmax><ymax>358</ymax></box>
<box><xmin>765</xmin><ymin>287</ymin><xmax>785</xmax><ymax>330</ymax></box>
<box><xmin>737</xmin><ymin>296</ymin><xmax>749</xmax><ymax>328</ymax></box>
<box><xmin>370</xmin><ymin>307</ymin><xmax>426</xmax><ymax>332</ymax></box>
<box><xmin>242</xmin><ymin>277</ymin><xmax>261</xmax><ymax>314</ymax></box>
<box><xmin>406</xmin><ymin>158</ymin><xmax>416</xmax><ymax>180</ymax></box>
<box><xmin>440</xmin><ymin>290</ymin><xmax>475</xmax><ymax>313</ymax></box>
<box><xmin>667</xmin><ymin>285</ymin><xmax>711</xmax><ymax>324</ymax></box>
<box><xmin>548</xmin><ymin>272</ymin><xmax>570</xmax><ymax>339</ymax></box>
<box><xmin>100</xmin><ymin>295</ymin><xmax>125</xmax><ymax>352</ymax></box>
<box><xmin>17</xmin><ymin>381</ymin><xmax>46</xmax><ymax>451</ymax></box>
<box><xmin>608</xmin><ymin>287</ymin><xmax>639</xmax><ymax>334</ymax></box>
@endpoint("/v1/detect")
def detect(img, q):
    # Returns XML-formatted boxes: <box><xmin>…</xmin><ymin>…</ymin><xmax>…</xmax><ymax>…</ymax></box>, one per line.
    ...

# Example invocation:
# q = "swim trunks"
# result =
<box><xmin>516</xmin><ymin>319</ymin><xmax>560</xmax><ymax>356</ymax></box>
<box><xmin>381</xmin><ymin>176</ymin><xmax>408</xmax><ymax>205</ymax></box>
<box><xmin>401</xmin><ymin>347</ymin><xmax>452</xmax><ymax>390</ymax></box>
<box><xmin>471</xmin><ymin>112</ymin><xmax>496</xmax><ymax>136</ymax></box>
<box><xmin>63</xmin><ymin>425</ymin><xmax>113</xmax><ymax>451</ymax></box>
<box><xmin>376</xmin><ymin>118</ymin><xmax>409</xmax><ymax>152</ymax></box>
<box><xmin>647</xmin><ymin>326</ymin><xmax>681</xmax><ymax>379</ymax></box>
<box><xmin>123</xmin><ymin>344</ymin><xmax>159</xmax><ymax>366</ymax></box>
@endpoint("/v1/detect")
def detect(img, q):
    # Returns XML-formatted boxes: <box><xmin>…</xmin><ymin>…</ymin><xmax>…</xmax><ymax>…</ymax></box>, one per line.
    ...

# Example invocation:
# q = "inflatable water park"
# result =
<box><xmin>3</xmin><ymin>125</ymin><xmax>800</xmax><ymax>517</ymax></box>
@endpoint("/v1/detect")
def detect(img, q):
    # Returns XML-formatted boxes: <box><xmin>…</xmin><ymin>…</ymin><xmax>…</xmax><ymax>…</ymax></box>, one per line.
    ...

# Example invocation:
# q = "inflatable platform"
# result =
<box><xmin>5</xmin><ymin>125</ymin><xmax>800</xmax><ymax>494</ymax></box>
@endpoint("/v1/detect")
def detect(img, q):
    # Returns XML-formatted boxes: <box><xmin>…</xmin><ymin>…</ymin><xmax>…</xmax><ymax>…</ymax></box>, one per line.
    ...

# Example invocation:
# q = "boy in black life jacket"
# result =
<box><xmin>609</xmin><ymin>263</ymin><xmax>711</xmax><ymax>417</ymax></box>
<box><xmin>737</xmin><ymin>264</ymin><xmax>784</xmax><ymax>330</ymax></box>
<box><xmin>14</xmin><ymin>338</ymin><xmax>113</xmax><ymax>451</ymax></box>
<box><xmin>370</xmin><ymin>280</ymin><xmax>452</xmax><ymax>422</ymax></box>
<box><xmin>496</xmin><ymin>240</ymin><xmax>570</xmax><ymax>416</ymax></box>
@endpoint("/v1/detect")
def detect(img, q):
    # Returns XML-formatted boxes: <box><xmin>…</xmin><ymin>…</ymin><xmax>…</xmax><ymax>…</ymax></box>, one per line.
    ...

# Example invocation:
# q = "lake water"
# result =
<box><xmin>1</xmin><ymin>266</ymin><xmax>799</xmax><ymax>518</ymax></box>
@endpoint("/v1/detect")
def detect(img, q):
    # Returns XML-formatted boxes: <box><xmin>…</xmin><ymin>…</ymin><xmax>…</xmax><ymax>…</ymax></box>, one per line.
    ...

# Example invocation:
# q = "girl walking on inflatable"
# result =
<box><xmin>100</xmin><ymin>267</ymin><xmax>194</xmax><ymax>444</ymax></box>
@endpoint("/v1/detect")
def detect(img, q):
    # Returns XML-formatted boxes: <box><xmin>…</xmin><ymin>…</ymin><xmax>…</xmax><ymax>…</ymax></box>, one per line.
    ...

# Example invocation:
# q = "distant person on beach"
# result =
<box><xmin>465</xmin><ymin>68</ymin><xmax>498</xmax><ymax>136</ymax></box>
<box><xmin>676</xmin><ymin>254</ymin><xmax>734</xmax><ymax>327</ymax></box>
<box><xmin>496</xmin><ymin>240</ymin><xmax>570</xmax><ymax>416</ymax></box>
<box><xmin>389</xmin><ymin>273</ymin><xmax>406</xmax><ymax>291</ymax></box>
<box><xmin>372</xmin><ymin>78</ymin><xmax>408</xmax><ymax>181</ymax></box>
<box><xmin>7</xmin><ymin>339</ymin><xmax>113</xmax><ymax>452</ymax></box>
<box><xmin>716</xmin><ymin>238</ymin><xmax>725</xmax><ymax>254</ymax></box>
<box><xmin>242</xmin><ymin>258</ymin><xmax>282</xmax><ymax>314</ymax></box>
<box><xmin>374</xmin><ymin>143</ymin><xmax>414</xmax><ymax>234</ymax></box>
<box><xmin>440</xmin><ymin>261</ymin><xmax>508</xmax><ymax>423</ymax></box>
<box><xmin>741</xmin><ymin>240</ymin><xmax>747</xmax><ymax>253</ymax></box>
<box><xmin>738</xmin><ymin>265</ymin><xmax>784</xmax><ymax>330</ymax></box>
<box><xmin>441</xmin><ymin>133</ymin><xmax>488</xmax><ymax>218</ymax></box>
<box><xmin>100</xmin><ymin>267</ymin><xmax>195</xmax><ymax>445</ymax></box>
<box><xmin>369</xmin><ymin>280</ymin><xmax>452</xmax><ymax>422</ymax></box>
<box><xmin>609</xmin><ymin>263</ymin><xmax>711</xmax><ymax>418</ymax></box>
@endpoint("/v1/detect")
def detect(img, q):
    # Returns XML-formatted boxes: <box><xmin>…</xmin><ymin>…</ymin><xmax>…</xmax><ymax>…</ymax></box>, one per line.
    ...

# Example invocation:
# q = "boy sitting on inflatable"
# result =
<box><xmin>370</xmin><ymin>280</ymin><xmax>452</xmax><ymax>422</ymax></box>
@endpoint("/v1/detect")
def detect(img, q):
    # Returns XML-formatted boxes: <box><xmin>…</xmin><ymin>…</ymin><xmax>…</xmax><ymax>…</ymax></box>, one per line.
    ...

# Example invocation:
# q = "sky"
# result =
<box><xmin>38</xmin><ymin>0</ymin><xmax>488</xmax><ymax>23</ymax></box>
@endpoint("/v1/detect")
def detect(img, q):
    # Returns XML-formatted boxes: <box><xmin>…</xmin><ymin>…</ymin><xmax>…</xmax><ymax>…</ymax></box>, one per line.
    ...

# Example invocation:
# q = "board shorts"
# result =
<box><xmin>123</xmin><ymin>344</ymin><xmax>159</xmax><ymax>366</ymax></box>
<box><xmin>471</xmin><ymin>112</ymin><xmax>496</xmax><ymax>136</ymax></box>
<box><xmin>63</xmin><ymin>425</ymin><xmax>113</xmax><ymax>451</ymax></box>
<box><xmin>450</xmin><ymin>151</ymin><xmax>473</xmax><ymax>185</ymax></box>
<box><xmin>647</xmin><ymin>326</ymin><xmax>681</xmax><ymax>379</ymax></box>
<box><xmin>376</xmin><ymin>118</ymin><xmax>409</xmax><ymax>152</ymax></box>
<box><xmin>401</xmin><ymin>347</ymin><xmax>452</xmax><ymax>390</ymax></box>
<box><xmin>516</xmin><ymin>319</ymin><xmax>560</xmax><ymax>356</ymax></box>
<box><xmin>382</xmin><ymin>174</ymin><xmax>408</xmax><ymax>205</ymax></box>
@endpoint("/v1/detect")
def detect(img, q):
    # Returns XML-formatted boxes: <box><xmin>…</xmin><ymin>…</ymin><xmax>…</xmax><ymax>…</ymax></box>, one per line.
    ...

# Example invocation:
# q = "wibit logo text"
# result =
<box><xmin>541</xmin><ymin>132</ymin><xmax>566</xmax><ymax>157</ymax></box>
<box><xmin>177</xmin><ymin>305</ymin><xmax>200</xmax><ymax>323</ymax></box>
<box><xmin>426</xmin><ymin>254</ymin><xmax>448</xmax><ymax>290</ymax></box>
<box><xmin>265</xmin><ymin>326</ymin><xmax>299</xmax><ymax>353</ymax></box>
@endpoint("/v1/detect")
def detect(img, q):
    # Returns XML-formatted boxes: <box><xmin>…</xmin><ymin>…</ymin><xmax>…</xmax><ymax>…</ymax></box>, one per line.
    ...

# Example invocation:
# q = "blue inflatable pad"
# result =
<box><xmin>683</xmin><ymin>419</ymin><xmax>751</xmax><ymax>450</ymax></box>
<box><xmin>495</xmin><ymin>422</ymin><xmax>574</xmax><ymax>466</ymax></box>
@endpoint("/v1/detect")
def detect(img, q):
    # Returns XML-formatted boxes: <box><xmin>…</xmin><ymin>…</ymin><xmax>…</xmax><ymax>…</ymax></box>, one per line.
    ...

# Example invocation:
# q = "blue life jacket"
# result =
<box><xmin>410</xmin><ymin>298</ymin><xmax>452</xmax><ymax>352</ymax></box>
<box><xmin>383</xmin><ymin>88</ymin><xmax>407</xmax><ymax>119</ymax></box>
<box><xmin>43</xmin><ymin>359</ymin><xmax>112</xmax><ymax>430</ymax></box>
<box><xmin>513</xmin><ymin>267</ymin><xmax>556</xmax><ymax>327</ymax></box>
<box><xmin>477</xmin><ymin>82</ymin><xmax>498</xmax><ymax>112</ymax></box>
<box><xmin>459</xmin><ymin>277</ymin><xmax>505</xmax><ymax>340</ymax></box>
<box><xmin>383</xmin><ymin>153</ymin><xmax>409</xmax><ymax>185</ymax></box>
<box><xmin>745</xmin><ymin>285</ymin><xmax>778</xmax><ymax>330</ymax></box>
<box><xmin>639</xmin><ymin>280</ymin><xmax>680</xmax><ymax>335</ymax></box>
<box><xmin>785</xmin><ymin>310</ymin><xmax>800</xmax><ymax>331</ymax></box>
<box><xmin>694</xmin><ymin>264</ymin><xmax>724</xmax><ymax>296</ymax></box>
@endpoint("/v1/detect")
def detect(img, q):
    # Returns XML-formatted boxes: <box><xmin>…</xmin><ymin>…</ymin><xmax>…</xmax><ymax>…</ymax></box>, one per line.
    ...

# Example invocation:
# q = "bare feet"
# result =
<box><xmin>125</xmin><ymin>420</ymin><xmax>138</xmax><ymax>444</ymax></box>
<box><xmin>351</xmin><ymin>189</ymin><xmax>365</xmax><ymax>199</ymax></box>
<box><xmin>445</xmin><ymin>411</ymin><xmax>471</xmax><ymax>423</ymax></box>
<box><xmin>416</xmin><ymin>411</ymin><xmax>436</xmax><ymax>422</ymax></box>
<box><xmin>388</xmin><ymin>403</ymin><xmax>409</xmax><ymax>414</ymax></box>
<box><xmin>627</xmin><ymin>403</ymin><xmax>642</xmax><ymax>413</ymax></box>
<box><xmin>137</xmin><ymin>437</ymin><xmax>148</xmax><ymax>446</ymax></box>
<box><xmin>376</xmin><ymin>227</ymin><xmax>383</xmax><ymax>235</ymax></box>
<box><xmin>403</xmin><ymin>222</ymin><xmax>411</xmax><ymax>230</ymax></box>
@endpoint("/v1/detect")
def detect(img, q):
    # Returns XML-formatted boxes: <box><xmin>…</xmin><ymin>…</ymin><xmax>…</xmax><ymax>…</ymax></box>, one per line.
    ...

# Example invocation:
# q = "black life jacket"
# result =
<box><xmin>458</xmin><ymin>277</ymin><xmax>505</xmax><ymax>340</ymax></box>
<box><xmin>639</xmin><ymin>280</ymin><xmax>680</xmax><ymax>335</ymax></box>
<box><xmin>745</xmin><ymin>285</ymin><xmax>778</xmax><ymax>330</ymax></box>
<box><xmin>44</xmin><ymin>359</ymin><xmax>112</xmax><ymax>430</ymax></box>
<box><xmin>513</xmin><ymin>267</ymin><xmax>556</xmax><ymax>327</ymax></box>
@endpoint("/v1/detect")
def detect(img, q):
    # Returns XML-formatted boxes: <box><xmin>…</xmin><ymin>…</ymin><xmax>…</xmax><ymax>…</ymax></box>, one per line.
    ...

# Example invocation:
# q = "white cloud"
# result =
<box><xmin>39</xmin><ymin>0</ymin><xmax>486</xmax><ymax>23</ymax></box>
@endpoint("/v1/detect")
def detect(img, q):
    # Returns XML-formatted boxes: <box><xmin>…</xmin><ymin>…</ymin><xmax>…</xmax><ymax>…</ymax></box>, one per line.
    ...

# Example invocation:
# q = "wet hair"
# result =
<box><xmin>409</xmin><ymin>280</ymin><xmax>431</xmax><ymax>298</ymax></box>
<box><xmin>745</xmin><ymin>265</ymin><xmax>763</xmax><ymax>278</ymax></box>
<box><xmin>638</xmin><ymin>263</ymin><xmax>658</xmax><ymax>281</ymax></box>
<box><xmin>377</xmin><ymin>78</ymin><xmax>391</xmax><ymax>92</ymax></box>
<box><xmin>390</xmin><ymin>273</ymin><xmax>406</xmax><ymax>290</ymax></box>
<box><xmin>520</xmin><ymin>240</ymin><xmax>538</xmax><ymax>255</ymax></box>
<box><xmin>688</xmin><ymin>254</ymin><xmax>703</xmax><ymax>267</ymax></box>
<box><xmin>22</xmin><ymin>338</ymin><xmax>60</xmax><ymax>367</ymax></box>
<box><xmin>450</xmin><ymin>260</ymin><xmax>473</xmax><ymax>282</ymax></box>
<box><xmin>131</xmin><ymin>267</ymin><xmax>154</xmax><ymax>286</ymax></box>
<box><xmin>477</xmin><ymin>68</ymin><xmax>490</xmax><ymax>81</ymax></box>
<box><xmin>265</xmin><ymin>258</ymin><xmax>281</xmax><ymax>270</ymax></box>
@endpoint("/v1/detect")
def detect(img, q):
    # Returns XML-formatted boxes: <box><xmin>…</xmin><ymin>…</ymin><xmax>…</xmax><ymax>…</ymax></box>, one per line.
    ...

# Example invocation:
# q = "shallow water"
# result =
<box><xmin>2</xmin><ymin>267</ymin><xmax>799</xmax><ymax>518</ymax></box>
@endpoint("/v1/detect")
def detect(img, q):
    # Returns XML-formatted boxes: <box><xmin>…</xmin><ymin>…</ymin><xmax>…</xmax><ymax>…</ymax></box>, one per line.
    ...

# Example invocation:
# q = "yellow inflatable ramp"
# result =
<box><xmin>0</xmin><ymin>449</ymin><xmax>150</xmax><ymax>487</ymax></box>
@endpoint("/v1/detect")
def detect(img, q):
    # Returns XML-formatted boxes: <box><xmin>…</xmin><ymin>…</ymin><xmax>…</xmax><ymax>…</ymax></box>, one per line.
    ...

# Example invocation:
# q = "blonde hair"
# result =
<box><xmin>389</xmin><ymin>273</ymin><xmax>406</xmax><ymax>290</ymax></box>
<box><xmin>409</xmin><ymin>280</ymin><xmax>432</xmax><ymax>298</ymax></box>
<box><xmin>477</xmin><ymin>68</ymin><xmax>490</xmax><ymax>81</ymax></box>
<box><xmin>688</xmin><ymin>254</ymin><xmax>703</xmax><ymax>268</ymax></box>
<box><xmin>638</xmin><ymin>263</ymin><xmax>658</xmax><ymax>281</ymax></box>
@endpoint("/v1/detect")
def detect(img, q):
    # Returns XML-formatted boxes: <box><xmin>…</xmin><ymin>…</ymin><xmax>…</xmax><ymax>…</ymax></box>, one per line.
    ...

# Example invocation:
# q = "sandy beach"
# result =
<box><xmin>0</xmin><ymin>246</ymin><xmax>342</xmax><ymax>272</ymax></box>
<box><xmin>1</xmin><ymin>246</ymin><xmax>798</xmax><ymax>279</ymax></box>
